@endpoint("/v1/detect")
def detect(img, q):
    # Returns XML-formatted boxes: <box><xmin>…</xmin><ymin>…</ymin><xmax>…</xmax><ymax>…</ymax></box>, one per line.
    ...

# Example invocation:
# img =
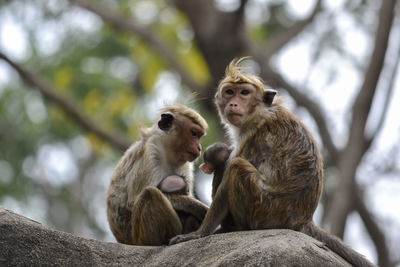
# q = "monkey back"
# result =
<box><xmin>234</xmin><ymin>105</ymin><xmax>323</xmax><ymax>228</ymax></box>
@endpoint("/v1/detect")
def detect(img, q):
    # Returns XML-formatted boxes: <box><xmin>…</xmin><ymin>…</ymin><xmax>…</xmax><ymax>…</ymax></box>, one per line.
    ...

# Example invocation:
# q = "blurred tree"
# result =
<box><xmin>0</xmin><ymin>0</ymin><xmax>399</xmax><ymax>266</ymax></box>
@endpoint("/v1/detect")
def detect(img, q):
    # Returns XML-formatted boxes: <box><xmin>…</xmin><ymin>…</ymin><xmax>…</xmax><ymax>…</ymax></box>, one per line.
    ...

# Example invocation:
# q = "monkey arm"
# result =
<box><xmin>198</xmin><ymin>179</ymin><xmax>230</xmax><ymax>235</ymax></box>
<box><xmin>211</xmin><ymin>170</ymin><xmax>224</xmax><ymax>199</ymax></box>
<box><xmin>229</xmin><ymin>156</ymin><xmax>274</xmax><ymax>192</ymax></box>
<box><xmin>166</xmin><ymin>194</ymin><xmax>208</xmax><ymax>221</ymax></box>
<box><xmin>232</xmin><ymin>154</ymin><xmax>322</xmax><ymax>196</ymax></box>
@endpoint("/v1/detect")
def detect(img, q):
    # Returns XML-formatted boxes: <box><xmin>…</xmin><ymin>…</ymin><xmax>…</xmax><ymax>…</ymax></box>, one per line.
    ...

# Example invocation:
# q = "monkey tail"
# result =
<box><xmin>301</xmin><ymin>222</ymin><xmax>376</xmax><ymax>267</ymax></box>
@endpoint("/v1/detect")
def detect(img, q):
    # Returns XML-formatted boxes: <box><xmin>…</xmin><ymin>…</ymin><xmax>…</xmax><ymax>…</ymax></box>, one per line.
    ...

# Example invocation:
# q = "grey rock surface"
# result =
<box><xmin>0</xmin><ymin>206</ymin><xmax>350</xmax><ymax>266</ymax></box>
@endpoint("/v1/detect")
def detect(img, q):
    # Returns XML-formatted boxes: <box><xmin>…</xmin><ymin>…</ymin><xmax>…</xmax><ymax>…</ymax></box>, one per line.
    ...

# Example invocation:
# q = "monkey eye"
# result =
<box><xmin>225</xmin><ymin>89</ymin><xmax>234</xmax><ymax>95</ymax></box>
<box><xmin>240</xmin><ymin>89</ymin><xmax>250</xmax><ymax>95</ymax></box>
<box><xmin>190</xmin><ymin>128</ymin><xmax>204</xmax><ymax>138</ymax></box>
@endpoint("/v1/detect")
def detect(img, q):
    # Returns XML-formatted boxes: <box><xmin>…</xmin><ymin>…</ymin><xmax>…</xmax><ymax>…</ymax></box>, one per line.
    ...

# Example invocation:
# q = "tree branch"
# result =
<box><xmin>350</xmin><ymin>1</ymin><xmax>397</xmax><ymax>146</ymax></box>
<box><xmin>0</xmin><ymin>52</ymin><xmax>131</xmax><ymax>151</ymax></box>
<box><xmin>354</xmin><ymin>190</ymin><xmax>392</xmax><ymax>267</ymax></box>
<box><xmin>235</xmin><ymin>0</ymin><xmax>249</xmax><ymax>25</ymax></box>
<box><xmin>264</xmin><ymin>0</ymin><xmax>323</xmax><ymax>58</ymax></box>
<box><xmin>244</xmin><ymin>0</ymin><xmax>336</xmax><ymax>163</ymax></box>
<box><xmin>370</xmin><ymin>28</ymin><xmax>400</xmax><ymax>140</ymax></box>
<box><xmin>172</xmin><ymin>0</ymin><xmax>249</xmax><ymax>88</ymax></box>
<box><xmin>69</xmin><ymin>0</ymin><xmax>206</xmax><ymax>93</ymax></box>
<box><xmin>327</xmin><ymin>0</ymin><xmax>397</xmax><ymax>238</ymax></box>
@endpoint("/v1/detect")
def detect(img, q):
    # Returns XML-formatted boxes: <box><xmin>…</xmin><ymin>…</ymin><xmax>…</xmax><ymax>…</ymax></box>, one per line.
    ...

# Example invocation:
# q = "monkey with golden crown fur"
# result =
<box><xmin>170</xmin><ymin>59</ymin><xmax>375</xmax><ymax>267</ymax></box>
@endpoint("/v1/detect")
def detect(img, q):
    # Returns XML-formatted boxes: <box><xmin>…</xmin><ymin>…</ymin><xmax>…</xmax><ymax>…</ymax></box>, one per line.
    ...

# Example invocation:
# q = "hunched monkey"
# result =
<box><xmin>107</xmin><ymin>104</ymin><xmax>209</xmax><ymax>246</ymax></box>
<box><xmin>170</xmin><ymin>59</ymin><xmax>375</xmax><ymax>267</ymax></box>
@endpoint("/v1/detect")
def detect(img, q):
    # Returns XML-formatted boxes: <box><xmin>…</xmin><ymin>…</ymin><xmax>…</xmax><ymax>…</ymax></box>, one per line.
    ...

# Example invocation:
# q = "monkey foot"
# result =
<box><xmin>169</xmin><ymin>232</ymin><xmax>201</xmax><ymax>245</ymax></box>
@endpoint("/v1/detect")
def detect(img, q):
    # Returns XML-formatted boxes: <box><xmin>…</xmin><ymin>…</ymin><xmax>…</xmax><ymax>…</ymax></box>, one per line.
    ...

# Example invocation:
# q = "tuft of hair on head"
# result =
<box><xmin>217</xmin><ymin>57</ymin><xmax>266</xmax><ymax>95</ymax></box>
<box><xmin>175</xmin><ymin>91</ymin><xmax>202</xmax><ymax>107</ymax></box>
<box><xmin>161</xmin><ymin>103</ymin><xmax>208</xmax><ymax>131</ymax></box>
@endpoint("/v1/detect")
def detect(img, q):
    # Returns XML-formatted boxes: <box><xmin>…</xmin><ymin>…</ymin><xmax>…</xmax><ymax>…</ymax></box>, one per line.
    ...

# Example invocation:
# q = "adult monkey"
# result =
<box><xmin>107</xmin><ymin>104</ymin><xmax>209</xmax><ymax>246</ymax></box>
<box><xmin>170</xmin><ymin>59</ymin><xmax>375</xmax><ymax>267</ymax></box>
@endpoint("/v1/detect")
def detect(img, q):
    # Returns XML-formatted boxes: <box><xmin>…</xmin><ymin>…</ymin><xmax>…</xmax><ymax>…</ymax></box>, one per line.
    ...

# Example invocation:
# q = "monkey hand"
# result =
<box><xmin>169</xmin><ymin>232</ymin><xmax>201</xmax><ymax>245</ymax></box>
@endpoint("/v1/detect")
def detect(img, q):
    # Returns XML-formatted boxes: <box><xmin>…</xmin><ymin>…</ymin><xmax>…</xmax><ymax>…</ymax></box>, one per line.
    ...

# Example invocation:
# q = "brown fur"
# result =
<box><xmin>107</xmin><ymin>104</ymin><xmax>209</xmax><ymax>246</ymax></box>
<box><xmin>170</xmin><ymin>59</ymin><xmax>375</xmax><ymax>267</ymax></box>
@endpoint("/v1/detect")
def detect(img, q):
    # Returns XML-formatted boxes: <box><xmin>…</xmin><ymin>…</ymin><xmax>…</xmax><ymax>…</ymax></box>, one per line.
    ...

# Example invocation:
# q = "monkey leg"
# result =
<box><xmin>176</xmin><ymin>211</ymin><xmax>202</xmax><ymax>234</ymax></box>
<box><xmin>131</xmin><ymin>186</ymin><xmax>183</xmax><ymax>246</ymax></box>
<box><xmin>170</xmin><ymin>175</ymin><xmax>231</xmax><ymax>245</ymax></box>
<box><xmin>166</xmin><ymin>195</ymin><xmax>209</xmax><ymax>245</ymax></box>
<box><xmin>168</xmin><ymin>194</ymin><xmax>208</xmax><ymax>234</ymax></box>
<box><xmin>166</xmin><ymin>194</ymin><xmax>208</xmax><ymax>222</ymax></box>
<box><xmin>227</xmin><ymin>157</ymin><xmax>295</xmax><ymax>230</ymax></box>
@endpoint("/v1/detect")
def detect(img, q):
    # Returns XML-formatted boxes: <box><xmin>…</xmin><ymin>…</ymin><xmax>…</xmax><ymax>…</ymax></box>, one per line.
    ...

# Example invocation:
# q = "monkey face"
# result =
<box><xmin>160</xmin><ymin>114</ymin><xmax>205</xmax><ymax>164</ymax></box>
<box><xmin>170</xmin><ymin>122</ymin><xmax>204</xmax><ymax>163</ymax></box>
<box><xmin>182</xmin><ymin>123</ymin><xmax>205</xmax><ymax>162</ymax></box>
<box><xmin>218</xmin><ymin>82</ymin><xmax>258</xmax><ymax>128</ymax></box>
<box><xmin>200</xmin><ymin>142</ymin><xmax>232</xmax><ymax>174</ymax></box>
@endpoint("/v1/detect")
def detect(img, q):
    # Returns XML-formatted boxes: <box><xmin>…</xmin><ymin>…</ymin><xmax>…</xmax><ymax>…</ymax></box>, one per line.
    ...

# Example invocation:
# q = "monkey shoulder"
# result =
<box><xmin>264</xmin><ymin>108</ymin><xmax>323</xmax><ymax>175</ymax></box>
<box><xmin>238</xmin><ymin>110</ymin><xmax>312</xmax><ymax>167</ymax></box>
<box><xmin>116</xmin><ymin>141</ymin><xmax>146</xmax><ymax>173</ymax></box>
<box><xmin>108</xmin><ymin>140</ymin><xmax>152</xmax><ymax>201</ymax></box>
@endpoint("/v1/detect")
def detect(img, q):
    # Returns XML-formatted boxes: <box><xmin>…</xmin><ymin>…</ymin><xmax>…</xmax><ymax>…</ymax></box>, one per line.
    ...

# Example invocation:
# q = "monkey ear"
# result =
<box><xmin>158</xmin><ymin>113</ymin><xmax>174</xmax><ymax>131</ymax></box>
<box><xmin>263</xmin><ymin>89</ymin><xmax>277</xmax><ymax>106</ymax></box>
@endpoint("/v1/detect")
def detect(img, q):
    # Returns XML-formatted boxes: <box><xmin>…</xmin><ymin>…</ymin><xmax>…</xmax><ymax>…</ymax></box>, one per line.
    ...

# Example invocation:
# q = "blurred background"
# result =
<box><xmin>0</xmin><ymin>0</ymin><xmax>399</xmax><ymax>266</ymax></box>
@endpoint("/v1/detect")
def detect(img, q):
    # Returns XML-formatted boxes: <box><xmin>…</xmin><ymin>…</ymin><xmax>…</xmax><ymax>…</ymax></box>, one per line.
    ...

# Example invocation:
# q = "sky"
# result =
<box><xmin>1</xmin><ymin>0</ymin><xmax>400</xmax><ymax>264</ymax></box>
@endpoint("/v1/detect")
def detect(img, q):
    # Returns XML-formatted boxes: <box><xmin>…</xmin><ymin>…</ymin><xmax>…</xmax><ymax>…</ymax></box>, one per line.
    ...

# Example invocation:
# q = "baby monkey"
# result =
<box><xmin>200</xmin><ymin>142</ymin><xmax>232</xmax><ymax>199</ymax></box>
<box><xmin>200</xmin><ymin>142</ymin><xmax>234</xmax><ymax>233</ymax></box>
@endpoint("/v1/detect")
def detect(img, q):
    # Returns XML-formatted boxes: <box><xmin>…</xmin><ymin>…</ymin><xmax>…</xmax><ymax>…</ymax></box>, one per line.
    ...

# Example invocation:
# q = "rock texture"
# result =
<box><xmin>0</xmin><ymin>206</ymin><xmax>350</xmax><ymax>266</ymax></box>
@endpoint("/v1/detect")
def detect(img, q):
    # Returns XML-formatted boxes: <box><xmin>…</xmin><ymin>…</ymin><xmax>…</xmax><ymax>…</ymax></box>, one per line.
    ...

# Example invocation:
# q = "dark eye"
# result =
<box><xmin>225</xmin><ymin>89</ymin><xmax>234</xmax><ymax>95</ymax></box>
<box><xmin>191</xmin><ymin>130</ymin><xmax>197</xmax><ymax>137</ymax></box>
<box><xmin>240</xmin><ymin>90</ymin><xmax>250</xmax><ymax>95</ymax></box>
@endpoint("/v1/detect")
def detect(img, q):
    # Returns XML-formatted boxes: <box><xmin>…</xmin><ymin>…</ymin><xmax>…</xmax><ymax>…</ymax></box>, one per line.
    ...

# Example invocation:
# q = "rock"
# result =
<box><xmin>0</xmin><ymin>206</ymin><xmax>350</xmax><ymax>266</ymax></box>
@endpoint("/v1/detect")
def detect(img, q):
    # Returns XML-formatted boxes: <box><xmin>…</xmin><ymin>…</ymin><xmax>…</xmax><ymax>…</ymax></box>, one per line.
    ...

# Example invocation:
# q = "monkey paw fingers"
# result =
<box><xmin>169</xmin><ymin>233</ymin><xmax>200</xmax><ymax>245</ymax></box>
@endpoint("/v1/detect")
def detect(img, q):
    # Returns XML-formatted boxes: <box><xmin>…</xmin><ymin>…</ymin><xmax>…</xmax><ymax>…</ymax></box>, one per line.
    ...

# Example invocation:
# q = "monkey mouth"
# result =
<box><xmin>186</xmin><ymin>151</ymin><xmax>199</xmax><ymax>160</ymax></box>
<box><xmin>227</xmin><ymin>113</ymin><xmax>242</xmax><ymax>117</ymax></box>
